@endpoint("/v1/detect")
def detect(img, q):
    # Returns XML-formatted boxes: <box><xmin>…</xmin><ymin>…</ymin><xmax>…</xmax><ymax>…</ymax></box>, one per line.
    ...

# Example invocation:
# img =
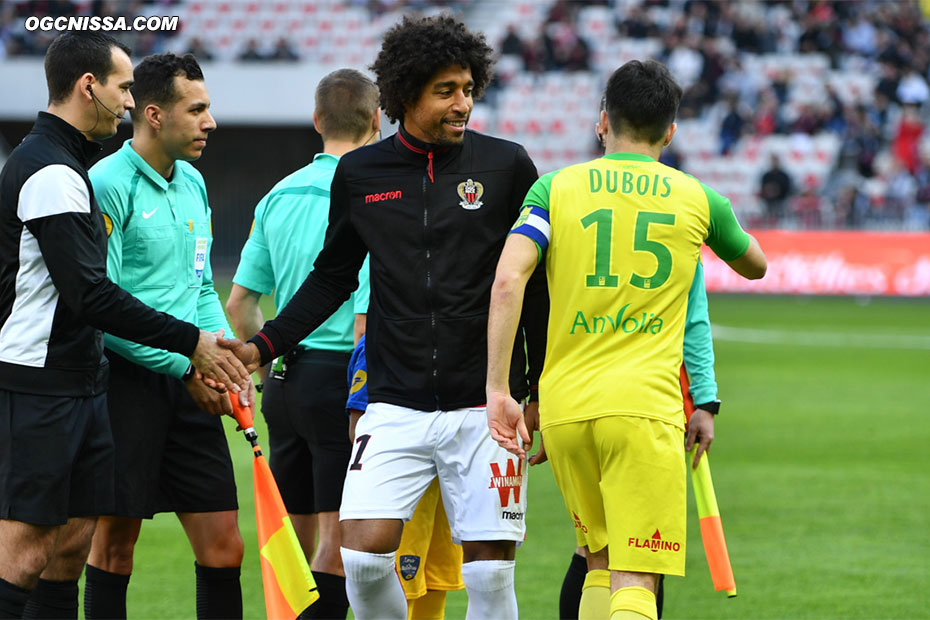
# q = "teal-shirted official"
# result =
<box><xmin>90</xmin><ymin>139</ymin><xmax>230</xmax><ymax>377</ymax></box>
<box><xmin>683</xmin><ymin>261</ymin><xmax>717</xmax><ymax>405</ymax></box>
<box><xmin>233</xmin><ymin>152</ymin><xmax>370</xmax><ymax>347</ymax></box>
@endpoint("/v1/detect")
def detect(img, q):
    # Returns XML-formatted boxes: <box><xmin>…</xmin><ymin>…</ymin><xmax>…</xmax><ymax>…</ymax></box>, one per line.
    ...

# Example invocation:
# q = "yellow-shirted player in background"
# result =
<box><xmin>346</xmin><ymin>336</ymin><xmax>464</xmax><ymax>620</ymax></box>
<box><xmin>394</xmin><ymin>481</ymin><xmax>464</xmax><ymax>620</ymax></box>
<box><xmin>485</xmin><ymin>60</ymin><xmax>766</xmax><ymax>620</ymax></box>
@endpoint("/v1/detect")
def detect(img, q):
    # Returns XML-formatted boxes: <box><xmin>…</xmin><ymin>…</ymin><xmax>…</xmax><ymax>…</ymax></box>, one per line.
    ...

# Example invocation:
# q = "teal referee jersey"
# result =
<box><xmin>233</xmin><ymin>152</ymin><xmax>369</xmax><ymax>352</ymax></box>
<box><xmin>683</xmin><ymin>260</ymin><xmax>717</xmax><ymax>405</ymax></box>
<box><xmin>90</xmin><ymin>140</ymin><xmax>230</xmax><ymax>379</ymax></box>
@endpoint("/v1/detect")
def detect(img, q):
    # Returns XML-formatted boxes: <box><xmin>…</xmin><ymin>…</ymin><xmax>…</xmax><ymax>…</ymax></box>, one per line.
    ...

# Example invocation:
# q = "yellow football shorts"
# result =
<box><xmin>543</xmin><ymin>415</ymin><xmax>687</xmax><ymax>576</ymax></box>
<box><xmin>396</xmin><ymin>478</ymin><xmax>465</xmax><ymax>599</ymax></box>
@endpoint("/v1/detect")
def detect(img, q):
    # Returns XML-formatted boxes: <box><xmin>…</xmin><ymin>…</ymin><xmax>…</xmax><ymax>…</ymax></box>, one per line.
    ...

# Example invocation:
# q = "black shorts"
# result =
<box><xmin>105</xmin><ymin>351</ymin><xmax>238</xmax><ymax>519</ymax></box>
<box><xmin>0</xmin><ymin>388</ymin><xmax>114</xmax><ymax>526</ymax></box>
<box><xmin>261</xmin><ymin>349</ymin><xmax>352</xmax><ymax>514</ymax></box>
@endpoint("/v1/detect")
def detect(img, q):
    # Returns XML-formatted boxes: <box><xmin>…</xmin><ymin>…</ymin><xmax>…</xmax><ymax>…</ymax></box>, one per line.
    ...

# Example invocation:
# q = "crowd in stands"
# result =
<box><xmin>2</xmin><ymin>0</ymin><xmax>929</xmax><ymax>230</ymax></box>
<box><xmin>486</xmin><ymin>0</ymin><xmax>930</xmax><ymax>229</ymax></box>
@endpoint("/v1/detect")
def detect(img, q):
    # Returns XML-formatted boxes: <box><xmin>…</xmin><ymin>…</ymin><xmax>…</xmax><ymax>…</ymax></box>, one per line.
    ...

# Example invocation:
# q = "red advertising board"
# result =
<box><xmin>701</xmin><ymin>230</ymin><xmax>930</xmax><ymax>296</ymax></box>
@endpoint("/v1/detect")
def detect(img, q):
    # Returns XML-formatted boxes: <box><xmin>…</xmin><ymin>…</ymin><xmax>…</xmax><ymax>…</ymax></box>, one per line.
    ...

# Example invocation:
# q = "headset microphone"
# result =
<box><xmin>88</xmin><ymin>85</ymin><xmax>123</xmax><ymax>119</ymax></box>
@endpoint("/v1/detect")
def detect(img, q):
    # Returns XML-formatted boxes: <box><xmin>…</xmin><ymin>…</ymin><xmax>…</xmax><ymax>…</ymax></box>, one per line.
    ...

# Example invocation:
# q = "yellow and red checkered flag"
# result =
<box><xmin>680</xmin><ymin>365</ymin><xmax>738</xmax><ymax>598</ymax></box>
<box><xmin>229</xmin><ymin>393</ymin><xmax>319</xmax><ymax>619</ymax></box>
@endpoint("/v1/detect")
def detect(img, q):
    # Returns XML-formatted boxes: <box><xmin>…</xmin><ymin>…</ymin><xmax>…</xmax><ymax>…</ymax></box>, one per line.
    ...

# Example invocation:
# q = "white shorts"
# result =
<box><xmin>340</xmin><ymin>402</ymin><xmax>528</xmax><ymax>544</ymax></box>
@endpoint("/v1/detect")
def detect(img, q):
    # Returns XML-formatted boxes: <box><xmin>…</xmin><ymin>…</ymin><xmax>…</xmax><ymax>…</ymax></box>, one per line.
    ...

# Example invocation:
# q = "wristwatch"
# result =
<box><xmin>181</xmin><ymin>363</ymin><xmax>196</xmax><ymax>382</ymax></box>
<box><xmin>694</xmin><ymin>400</ymin><xmax>721</xmax><ymax>415</ymax></box>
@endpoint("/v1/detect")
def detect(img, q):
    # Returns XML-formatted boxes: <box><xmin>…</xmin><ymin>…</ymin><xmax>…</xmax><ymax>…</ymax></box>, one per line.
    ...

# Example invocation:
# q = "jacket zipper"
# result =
<box><xmin>422</xmin><ymin>169</ymin><xmax>440</xmax><ymax>408</ymax></box>
<box><xmin>399</xmin><ymin>130</ymin><xmax>442</xmax><ymax>408</ymax></box>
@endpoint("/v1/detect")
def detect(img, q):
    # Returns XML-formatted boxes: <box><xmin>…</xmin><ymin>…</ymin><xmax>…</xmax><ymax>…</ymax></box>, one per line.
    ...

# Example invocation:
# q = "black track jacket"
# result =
<box><xmin>0</xmin><ymin>112</ymin><xmax>199</xmax><ymax>396</ymax></box>
<box><xmin>250</xmin><ymin>125</ymin><xmax>548</xmax><ymax>411</ymax></box>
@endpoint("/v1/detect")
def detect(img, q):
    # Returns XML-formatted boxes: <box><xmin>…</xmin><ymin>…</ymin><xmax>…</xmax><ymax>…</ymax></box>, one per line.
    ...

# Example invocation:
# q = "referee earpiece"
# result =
<box><xmin>87</xmin><ymin>83</ymin><xmax>122</xmax><ymax>119</ymax></box>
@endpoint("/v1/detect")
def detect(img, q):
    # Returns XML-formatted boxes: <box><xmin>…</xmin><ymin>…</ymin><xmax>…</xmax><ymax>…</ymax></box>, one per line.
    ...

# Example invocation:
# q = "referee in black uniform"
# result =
<box><xmin>0</xmin><ymin>33</ymin><xmax>247</xmax><ymax>618</ymax></box>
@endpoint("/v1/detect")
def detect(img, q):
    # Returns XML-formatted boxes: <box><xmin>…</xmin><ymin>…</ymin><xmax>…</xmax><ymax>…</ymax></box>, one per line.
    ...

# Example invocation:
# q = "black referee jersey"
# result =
<box><xmin>0</xmin><ymin>112</ymin><xmax>199</xmax><ymax>397</ymax></box>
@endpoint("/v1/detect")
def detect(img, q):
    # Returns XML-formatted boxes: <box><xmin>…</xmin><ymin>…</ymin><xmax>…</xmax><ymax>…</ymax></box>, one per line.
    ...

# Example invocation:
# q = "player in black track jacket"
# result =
<box><xmin>224</xmin><ymin>16</ymin><xmax>546</xmax><ymax>620</ymax></box>
<box><xmin>248</xmin><ymin>104</ymin><xmax>543</xmax><ymax>413</ymax></box>
<box><xmin>0</xmin><ymin>33</ymin><xmax>247</xmax><ymax>619</ymax></box>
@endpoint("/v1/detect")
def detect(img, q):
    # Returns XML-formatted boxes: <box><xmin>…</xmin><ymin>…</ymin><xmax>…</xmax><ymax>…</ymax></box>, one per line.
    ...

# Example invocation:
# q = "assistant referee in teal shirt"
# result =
<box><xmin>84</xmin><ymin>53</ymin><xmax>246</xmax><ymax>620</ymax></box>
<box><xmin>227</xmin><ymin>68</ymin><xmax>380</xmax><ymax>620</ymax></box>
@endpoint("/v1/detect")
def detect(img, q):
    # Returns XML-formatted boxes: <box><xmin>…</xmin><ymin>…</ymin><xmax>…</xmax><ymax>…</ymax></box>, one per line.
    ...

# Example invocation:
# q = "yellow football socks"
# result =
<box><xmin>609</xmin><ymin>586</ymin><xmax>657</xmax><ymax>620</ymax></box>
<box><xmin>578</xmin><ymin>569</ymin><xmax>610</xmax><ymax>620</ymax></box>
<box><xmin>408</xmin><ymin>590</ymin><xmax>447</xmax><ymax>620</ymax></box>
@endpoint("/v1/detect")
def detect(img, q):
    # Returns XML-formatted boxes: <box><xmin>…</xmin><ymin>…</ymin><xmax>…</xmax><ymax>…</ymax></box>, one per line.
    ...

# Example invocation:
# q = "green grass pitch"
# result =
<box><xmin>93</xmin><ymin>292</ymin><xmax>929</xmax><ymax>619</ymax></box>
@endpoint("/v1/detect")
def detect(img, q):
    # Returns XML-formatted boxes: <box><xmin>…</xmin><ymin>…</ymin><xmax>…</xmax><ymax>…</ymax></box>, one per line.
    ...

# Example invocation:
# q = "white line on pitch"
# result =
<box><xmin>710</xmin><ymin>324</ymin><xmax>930</xmax><ymax>350</ymax></box>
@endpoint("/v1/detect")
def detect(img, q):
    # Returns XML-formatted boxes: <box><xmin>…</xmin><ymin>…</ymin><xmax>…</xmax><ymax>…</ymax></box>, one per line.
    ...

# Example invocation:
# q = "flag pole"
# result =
<box><xmin>229</xmin><ymin>394</ymin><xmax>319</xmax><ymax>618</ymax></box>
<box><xmin>680</xmin><ymin>366</ymin><xmax>738</xmax><ymax>598</ymax></box>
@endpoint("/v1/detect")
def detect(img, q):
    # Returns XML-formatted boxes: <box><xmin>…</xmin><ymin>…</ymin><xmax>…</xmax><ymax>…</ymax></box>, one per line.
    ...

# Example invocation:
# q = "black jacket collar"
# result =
<box><xmin>33</xmin><ymin>111</ymin><xmax>103</xmax><ymax>168</ymax></box>
<box><xmin>394</xmin><ymin>123</ymin><xmax>464</xmax><ymax>183</ymax></box>
<box><xmin>395</xmin><ymin>122</ymin><xmax>457</xmax><ymax>156</ymax></box>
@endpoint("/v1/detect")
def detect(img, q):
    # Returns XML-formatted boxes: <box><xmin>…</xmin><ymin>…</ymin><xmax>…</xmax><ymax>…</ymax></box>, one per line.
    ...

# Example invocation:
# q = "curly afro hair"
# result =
<box><xmin>370</xmin><ymin>14</ymin><xmax>495</xmax><ymax>123</ymax></box>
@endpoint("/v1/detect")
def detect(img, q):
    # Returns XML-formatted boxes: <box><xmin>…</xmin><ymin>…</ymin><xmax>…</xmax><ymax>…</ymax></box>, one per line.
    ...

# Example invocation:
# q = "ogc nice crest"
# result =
<box><xmin>457</xmin><ymin>178</ymin><xmax>484</xmax><ymax>210</ymax></box>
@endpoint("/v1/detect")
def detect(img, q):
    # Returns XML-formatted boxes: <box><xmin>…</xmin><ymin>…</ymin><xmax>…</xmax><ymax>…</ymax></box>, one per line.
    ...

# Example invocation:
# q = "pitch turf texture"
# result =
<box><xmin>93</xmin><ymin>293</ymin><xmax>929</xmax><ymax>619</ymax></box>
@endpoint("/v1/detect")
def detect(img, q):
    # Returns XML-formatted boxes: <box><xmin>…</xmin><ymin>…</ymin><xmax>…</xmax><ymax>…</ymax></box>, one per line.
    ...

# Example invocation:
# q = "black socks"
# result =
<box><xmin>83</xmin><ymin>564</ymin><xmax>130</xmax><ymax>619</ymax></box>
<box><xmin>558</xmin><ymin>552</ymin><xmax>587</xmax><ymax>619</ymax></box>
<box><xmin>0</xmin><ymin>577</ymin><xmax>30</xmax><ymax>619</ymax></box>
<box><xmin>299</xmin><ymin>571</ymin><xmax>348</xmax><ymax>620</ymax></box>
<box><xmin>22</xmin><ymin>578</ymin><xmax>78</xmax><ymax>619</ymax></box>
<box><xmin>194</xmin><ymin>563</ymin><xmax>242</xmax><ymax>620</ymax></box>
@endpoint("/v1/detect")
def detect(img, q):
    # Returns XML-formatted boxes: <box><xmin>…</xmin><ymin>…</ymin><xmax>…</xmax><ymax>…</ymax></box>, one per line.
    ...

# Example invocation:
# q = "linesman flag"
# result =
<box><xmin>229</xmin><ymin>393</ymin><xmax>319</xmax><ymax>618</ymax></box>
<box><xmin>680</xmin><ymin>366</ymin><xmax>738</xmax><ymax>598</ymax></box>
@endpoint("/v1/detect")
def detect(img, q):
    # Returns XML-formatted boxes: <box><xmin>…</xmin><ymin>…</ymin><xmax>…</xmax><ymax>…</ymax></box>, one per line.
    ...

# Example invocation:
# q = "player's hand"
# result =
<box><xmin>190</xmin><ymin>329</ymin><xmax>247</xmax><ymax>393</ymax></box>
<box><xmin>348</xmin><ymin>409</ymin><xmax>363</xmax><ymax>444</ymax></box>
<box><xmin>686</xmin><ymin>407</ymin><xmax>715</xmax><ymax>469</ymax></box>
<box><xmin>185</xmin><ymin>371</ymin><xmax>234</xmax><ymax>416</ymax></box>
<box><xmin>524</xmin><ymin>400</ymin><xmax>548</xmax><ymax>464</ymax></box>
<box><xmin>529</xmin><ymin>433</ymin><xmax>548</xmax><ymax>466</ymax></box>
<box><xmin>523</xmin><ymin>400</ymin><xmax>539</xmax><ymax>453</ymax></box>
<box><xmin>224</xmin><ymin>379</ymin><xmax>257</xmax><ymax>430</ymax></box>
<box><xmin>487</xmin><ymin>390</ymin><xmax>529</xmax><ymax>459</ymax></box>
<box><xmin>194</xmin><ymin>369</ymin><xmax>226</xmax><ymax>394</ymax></box>
<box><xmin>216</xmin><ymin>333</ymin><xmax>262</xmax><ymax>374</ymax></box>
<box><xmin>239</xmin><ymin>378</ymin><xmax>256</xmax><ymax>410</ymax></box>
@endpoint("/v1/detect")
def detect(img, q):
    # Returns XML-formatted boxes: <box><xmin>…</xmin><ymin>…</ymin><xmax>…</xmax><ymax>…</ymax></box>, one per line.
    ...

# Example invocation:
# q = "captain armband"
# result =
<box><xmin>509</xmin><ymin>205</ymin><xmax>550</xmax><ymax>258</ymax></box>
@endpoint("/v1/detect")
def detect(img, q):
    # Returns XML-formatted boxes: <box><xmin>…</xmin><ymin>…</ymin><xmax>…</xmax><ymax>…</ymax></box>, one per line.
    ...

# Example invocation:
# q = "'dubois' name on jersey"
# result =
<box><xmin>589</xmin><ymin>168</ymin><xmax>672</xmax><ymax>197</ymax></box>
<box><xmin>570</xmin><ymin>303</ymin><xmax>663</xmax><ymax>335</ymax></box>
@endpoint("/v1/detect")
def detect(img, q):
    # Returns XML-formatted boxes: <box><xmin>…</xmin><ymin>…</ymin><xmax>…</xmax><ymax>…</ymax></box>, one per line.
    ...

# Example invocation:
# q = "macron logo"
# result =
<box><xmin>365</xmin><ymin>190</ymin><xmax>402</xmax><ymax>204</ymax></box>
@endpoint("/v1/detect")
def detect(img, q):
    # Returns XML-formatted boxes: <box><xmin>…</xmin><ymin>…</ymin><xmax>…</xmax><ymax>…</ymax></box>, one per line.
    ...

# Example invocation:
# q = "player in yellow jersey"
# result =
<box><xmin>486</xmin><ymin>60</ymin><xmax>766</xmax><ymax>620</ymax></box>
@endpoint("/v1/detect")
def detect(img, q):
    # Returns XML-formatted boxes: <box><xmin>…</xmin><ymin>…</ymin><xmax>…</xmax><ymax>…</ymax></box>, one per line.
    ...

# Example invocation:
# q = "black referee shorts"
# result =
<box><xmin>104</xmin><ymin>350</ymin><xmax>238</xmax><ymax>519</ymax></box>
<box><xmin>260</xmin><ymin>349</ymin><xmax>352</xmax><ymax>514</ymax></box>
<box><xmin>0</xmin><ymin>388</ymin><xmax>114</xmax><ymax>526</ymax></box>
